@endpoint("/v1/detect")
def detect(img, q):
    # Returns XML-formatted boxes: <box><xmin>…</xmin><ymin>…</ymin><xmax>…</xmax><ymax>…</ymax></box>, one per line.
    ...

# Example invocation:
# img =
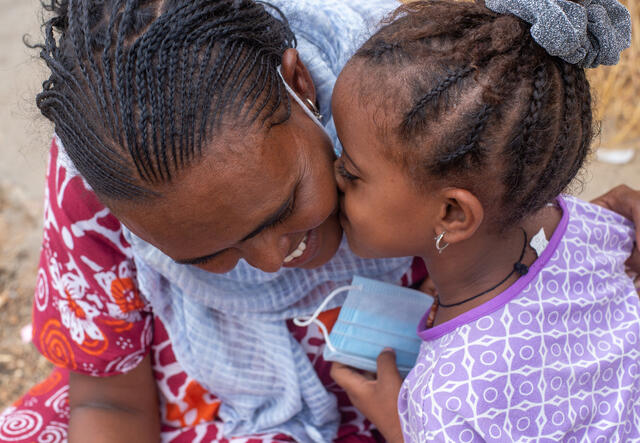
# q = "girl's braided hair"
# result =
<box><xmin>31</xmin><ymin>0</ymin><xmax>296</xmax><ymax>199</ymax></box>
<box><xmin>352</xmin><ymin>0</ymin><xmax>594</xmax><ymax>228</ymax></box>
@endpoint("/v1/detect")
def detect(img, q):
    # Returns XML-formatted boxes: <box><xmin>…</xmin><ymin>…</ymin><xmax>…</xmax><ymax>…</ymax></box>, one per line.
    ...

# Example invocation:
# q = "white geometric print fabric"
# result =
<box><xmin>398</xmin><ymin>195</ymin><xmax>640</xmax><ymax>442</ymax></box>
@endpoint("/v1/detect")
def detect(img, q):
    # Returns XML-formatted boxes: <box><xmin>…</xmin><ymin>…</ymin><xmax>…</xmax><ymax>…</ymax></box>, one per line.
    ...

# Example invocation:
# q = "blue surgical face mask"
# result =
<box><xmin>295</xmin><ymin>276</ymin><xmax>434</xmax><ymax>375</ymax></box>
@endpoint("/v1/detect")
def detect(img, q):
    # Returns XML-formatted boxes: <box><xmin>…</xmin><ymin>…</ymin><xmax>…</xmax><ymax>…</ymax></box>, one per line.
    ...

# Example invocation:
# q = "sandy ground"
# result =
<box><xmin>0</xmin><ymin>2</ymin><xmax>639</xmax><ymax>410</ymax></box>
<box><xmin>0</xmin><ymin>0</ymin><xmax>55</xmax><ymax>409</ymax></box>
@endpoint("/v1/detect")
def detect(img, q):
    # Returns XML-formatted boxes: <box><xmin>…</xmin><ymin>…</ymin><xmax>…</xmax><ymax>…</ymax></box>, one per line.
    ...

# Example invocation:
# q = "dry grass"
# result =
<box><xmin>588</xmin><ymin>0</ymin><xmax>640</xmax><ymax>148</ymax></box>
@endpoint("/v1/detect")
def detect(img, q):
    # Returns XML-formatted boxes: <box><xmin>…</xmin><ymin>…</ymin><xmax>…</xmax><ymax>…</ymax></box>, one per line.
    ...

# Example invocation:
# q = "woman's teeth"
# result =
<box><xmin>284</xmin><ymin>234</ymin><xmax>308</xmax><ymax>263</ymax></box>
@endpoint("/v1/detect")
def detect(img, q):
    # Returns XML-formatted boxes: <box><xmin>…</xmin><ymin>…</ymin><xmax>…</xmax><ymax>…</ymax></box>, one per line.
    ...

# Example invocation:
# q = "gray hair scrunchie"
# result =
<box><xmin>485</xmin><ymin>0</ymin><xmax>632</xmax><ymax>68</ymax></box>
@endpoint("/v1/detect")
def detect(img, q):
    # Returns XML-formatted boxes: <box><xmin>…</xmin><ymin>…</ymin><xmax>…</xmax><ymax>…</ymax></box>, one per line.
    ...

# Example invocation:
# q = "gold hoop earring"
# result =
<box><xmin>305</xmin><ymin>98</ymin><xmax>322</xmax><ymax>120</ymax></box>
<box><xmin>435</xmin><ymin>231</ymin><xmax>449</xmax><ymax>254</ymax></box>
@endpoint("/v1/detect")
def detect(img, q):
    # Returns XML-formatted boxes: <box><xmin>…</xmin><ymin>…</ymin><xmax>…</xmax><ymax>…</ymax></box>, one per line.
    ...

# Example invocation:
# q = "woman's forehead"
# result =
<box><xmin>112</xmin><ymin>136</ymin><xmax>302</xmax><ymax>258</ymax></box>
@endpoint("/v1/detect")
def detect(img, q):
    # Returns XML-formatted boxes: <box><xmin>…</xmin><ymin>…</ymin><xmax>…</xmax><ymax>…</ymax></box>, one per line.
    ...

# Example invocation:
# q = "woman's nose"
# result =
<box><xmin>242</xmin><ymin>233</ymin><xmax>290</xmax><ymax>273</ymax></box>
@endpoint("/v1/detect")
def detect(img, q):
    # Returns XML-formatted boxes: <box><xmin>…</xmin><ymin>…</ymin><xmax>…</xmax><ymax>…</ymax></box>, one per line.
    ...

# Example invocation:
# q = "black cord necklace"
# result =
<box><xmin>438</xmin><ymin>228</ymin><xmax>530</xmax><ymax>309</ymax></box>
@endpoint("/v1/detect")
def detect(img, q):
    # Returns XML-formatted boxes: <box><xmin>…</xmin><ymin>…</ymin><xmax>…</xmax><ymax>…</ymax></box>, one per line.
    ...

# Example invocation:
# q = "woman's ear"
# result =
<box><xmin>433</xmin><ymin>188</ymin><xmax>484</xmax><ymax>246</ymax></box>
<box><xmin>280</xmin><ymin>48</ymin><xmax>317</xmax><ymax>103</ymax></box>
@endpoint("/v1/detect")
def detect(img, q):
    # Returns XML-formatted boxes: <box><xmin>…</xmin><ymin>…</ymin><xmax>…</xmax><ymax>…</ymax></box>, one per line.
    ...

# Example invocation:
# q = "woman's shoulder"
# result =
<box><xmin>278</xmin><ymin>0</ymin><xmax>398</xmax><ymax>67</ymax></box>
<box><xmin>559</xmin><ymin>194</ymin><xmax>635</xmax><ymax>271</ymax></box>
<box><xmin>268</xmin><ymin>0</ymin><xmax>399</xmax><ymax>45</ymax></box>
<box><xmin>562</xmin><ymin>194</ymin><xmax>635</xmax><ymax>240</ymax></box>
<box><xmin>31</xmin><ymin>137</ymin><xmax>152</xmax><ymax>377</ymax></box>
<box><xmin>46</xmin><ymin>136</ymin><xmax>131</xmax><ymax>255</ymax></box>
<box><xmin>266</xmin><ymin>0</ymin><xmax>399</xmax><ymax>120</ymax></box>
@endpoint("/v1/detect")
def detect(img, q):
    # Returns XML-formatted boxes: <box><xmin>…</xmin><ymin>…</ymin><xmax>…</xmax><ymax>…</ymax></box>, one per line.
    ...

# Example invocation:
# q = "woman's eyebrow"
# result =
<box><xmin>174</xmin><ymin>186</ymin><xmax>297</xmax><ymax>265</ymax></box>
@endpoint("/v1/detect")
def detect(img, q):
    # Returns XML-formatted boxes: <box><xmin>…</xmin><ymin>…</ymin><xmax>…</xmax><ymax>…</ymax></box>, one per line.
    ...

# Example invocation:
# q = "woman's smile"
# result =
<box><xmin>283</xmin><ymin>228</ymin><xmax>317</xmax><ymax>267</ymax></box>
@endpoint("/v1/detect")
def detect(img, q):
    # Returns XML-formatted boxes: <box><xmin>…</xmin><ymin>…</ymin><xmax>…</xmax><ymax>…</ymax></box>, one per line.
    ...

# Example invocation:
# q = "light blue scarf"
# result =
<box><xmin>126</xmin><ymin>1</ymin><xmax>407</xmax><ymax>441</ymax></box>
<box><xmin>128</xmin><ymin>235</ymin><xmax>411</xmax><ymax>442</ymax></box>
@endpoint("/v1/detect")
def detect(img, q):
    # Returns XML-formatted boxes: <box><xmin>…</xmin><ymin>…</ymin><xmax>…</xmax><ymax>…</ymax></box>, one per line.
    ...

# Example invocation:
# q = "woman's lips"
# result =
<box><xmin>284</xmin><ymin>233</ymin><xmax>308</xmax><ymax>263</ymax></box>
<box><xmin>283</xmin><ymin>227</ymin><xmax>320</xmax><ymax>267</ymax></box>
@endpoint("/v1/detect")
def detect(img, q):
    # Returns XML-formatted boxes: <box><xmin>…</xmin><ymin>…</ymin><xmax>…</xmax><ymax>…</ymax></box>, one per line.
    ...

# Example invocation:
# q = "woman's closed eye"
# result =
<box><xmin>336</xmin><ymin>160</ymin><xmax>359</xmax><ymax>182</ymax></box>
<box><xmin>266</xmin><ymin>196</ymin><xmax>296</xmax><ymax>229</ymax></box>
<box><xmin>184</xmin><ymin>196</ymin><xmax>297</xmax><ymax>267</ymax></box>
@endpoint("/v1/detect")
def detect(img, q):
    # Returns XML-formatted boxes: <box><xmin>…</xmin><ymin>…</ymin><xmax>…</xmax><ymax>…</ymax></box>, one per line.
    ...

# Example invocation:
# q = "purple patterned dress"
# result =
<box><xmin>398</xmin><ymin>195</ymin><xmax>640</xmax><ymax>442</ymax></box>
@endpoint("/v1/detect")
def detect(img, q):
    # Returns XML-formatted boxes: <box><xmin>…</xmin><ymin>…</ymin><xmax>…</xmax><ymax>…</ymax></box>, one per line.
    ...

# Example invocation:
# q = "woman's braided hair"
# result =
<box><xmin>352</xmin><ymin>0</ymin><xmax>594</xmax><ymax>228</ymax></box>
<box><xmin>31</xmin><ymin>0</ymin><xmax>295</xmax><ymax>199</ymax></box>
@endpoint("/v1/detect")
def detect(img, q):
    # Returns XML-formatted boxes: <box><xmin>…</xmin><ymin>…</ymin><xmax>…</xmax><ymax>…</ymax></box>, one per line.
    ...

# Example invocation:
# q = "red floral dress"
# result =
<box><xmin>0</xmin><ymin>138</ymin><xmax>427</xmax><ymax>442</ymax></box>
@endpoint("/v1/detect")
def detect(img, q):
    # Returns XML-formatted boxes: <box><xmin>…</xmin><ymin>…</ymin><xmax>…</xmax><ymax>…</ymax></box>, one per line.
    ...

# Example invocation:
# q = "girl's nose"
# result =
<box><xmin>242</xmin><ymin>233</ymin><xmax>290</xmax><ymax>273</ymax></box>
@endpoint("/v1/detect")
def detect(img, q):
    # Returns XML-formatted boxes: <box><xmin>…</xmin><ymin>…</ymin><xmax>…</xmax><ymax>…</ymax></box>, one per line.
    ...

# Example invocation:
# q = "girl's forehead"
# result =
<box><xmin>334</xmin><ymin>60</ymin><xmax>409</xmax><ymax>119</ymax></box>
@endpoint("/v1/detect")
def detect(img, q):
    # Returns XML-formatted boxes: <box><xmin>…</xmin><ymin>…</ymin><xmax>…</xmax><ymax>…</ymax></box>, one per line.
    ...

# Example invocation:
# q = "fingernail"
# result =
<box><xmin>382</xmin><ymin>347</ymin><xmax>395</xmax><ymax>353</ymax></box>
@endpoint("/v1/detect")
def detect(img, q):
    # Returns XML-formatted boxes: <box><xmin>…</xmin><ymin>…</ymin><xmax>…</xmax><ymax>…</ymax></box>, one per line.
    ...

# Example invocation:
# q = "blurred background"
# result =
<box><xmin>1</xmin><ymin>0</ymin><xmax>639</xmax><ymax>409</ymax></box>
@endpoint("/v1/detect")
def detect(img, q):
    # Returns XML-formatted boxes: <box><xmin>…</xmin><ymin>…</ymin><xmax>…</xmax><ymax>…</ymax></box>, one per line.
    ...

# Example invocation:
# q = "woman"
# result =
<box><xmin>2</xmin><ymin>0</ymin><xmax>638</xmax><ymax>442</ymax></box>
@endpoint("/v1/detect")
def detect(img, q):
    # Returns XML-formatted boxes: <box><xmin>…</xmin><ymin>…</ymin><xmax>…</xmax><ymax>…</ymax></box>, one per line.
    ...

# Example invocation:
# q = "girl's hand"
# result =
<box><xmin>591</xmin><ymin>185</ymin><xmax>640</xmax><ymax>272</ymax></box>
<box><xmin>330</xmin><ymin>349</ymin><xmax>404</xmax><ymax>443</ymax></box>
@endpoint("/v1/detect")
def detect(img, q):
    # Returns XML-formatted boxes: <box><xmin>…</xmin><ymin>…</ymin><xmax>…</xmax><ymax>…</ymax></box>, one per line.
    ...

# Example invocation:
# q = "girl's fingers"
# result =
<box><xmin>628</xmin><ymin>247</ymin><xmax>640</xmax><ymax>275</ymax></box>
<box><xmin>377</xmin><ymin>348</ymin><xmax>402</xmax><ymax>384</ymax></box>
<box><xmin>330</xmin><ymin>362</ymin><xmax>369</xmax><ymax>391</ymax></box>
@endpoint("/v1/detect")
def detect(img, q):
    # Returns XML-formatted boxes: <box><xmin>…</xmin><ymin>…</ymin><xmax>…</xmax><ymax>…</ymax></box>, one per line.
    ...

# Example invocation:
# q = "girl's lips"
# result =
<box><xmin>282</xmin><ymin>227</ymin><xmax>320</xmax><ymax>267</ymax></box>
<box><xmin>339</xmin><ymin>210</ymin><xmax>349</xmax><ymax>229</ymax></box>
<box><xmin>338</xmin><ymin>199</ymin><xmax>348</xmax><ymax>224</ymax></box>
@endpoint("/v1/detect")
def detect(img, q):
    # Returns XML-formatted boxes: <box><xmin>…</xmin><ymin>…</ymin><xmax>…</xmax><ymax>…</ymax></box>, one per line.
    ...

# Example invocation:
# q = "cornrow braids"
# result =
<box><xmin>351</xmin><ymin>0</ymin><xmax>594</xmax><ymax>230</ymax></box>
<box><xmin>432</xmin><ymin>103</ymin><xmax>494</xmax><ymax>174</ymax></box>
<box><xmin>30</xmin><ymin>0</ymin><xmax>296</xmax><ymax>200</ymax></box>
<box><xmin>402</xmin><ymin>66</ymin><xmax>476</xmax><ymax>139</ymax></box>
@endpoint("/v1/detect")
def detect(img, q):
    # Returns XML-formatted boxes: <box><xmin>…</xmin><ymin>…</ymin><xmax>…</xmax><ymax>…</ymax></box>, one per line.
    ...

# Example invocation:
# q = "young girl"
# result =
<box><xmin>330</xmin><ymin>0</ymin><xmax>639</xmax><ymax>441</ymax></box>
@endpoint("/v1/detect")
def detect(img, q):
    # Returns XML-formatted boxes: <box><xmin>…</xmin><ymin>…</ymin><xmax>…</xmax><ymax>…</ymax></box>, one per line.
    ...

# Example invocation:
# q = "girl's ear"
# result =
<box><xmin>280</xmin><ymin>48</ymin><xmax>317</xmax><ymax>103</ymax></box>
<box><xmin>433</xmin><ymin>188</ymin><xmax>484</xmax><ymax>245</ymax></box>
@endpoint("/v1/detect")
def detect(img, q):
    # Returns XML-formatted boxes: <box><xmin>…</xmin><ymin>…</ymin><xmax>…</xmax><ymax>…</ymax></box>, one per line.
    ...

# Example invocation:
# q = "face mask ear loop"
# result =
<box><xmin>276</xmin><ymin>65</ymin><xmax>325</xmax><ymax>129</ymax></box>
<box><xmin>293</xmin><ymin>284</ymin><xmax>362</xmax><ymax>353</ymax></box>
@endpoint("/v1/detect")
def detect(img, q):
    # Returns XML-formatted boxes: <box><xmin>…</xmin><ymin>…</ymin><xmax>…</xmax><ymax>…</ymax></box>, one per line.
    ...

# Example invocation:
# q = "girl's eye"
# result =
<box><xmin>336</xmin><ymin>161</ymin><xmax>359</xmax><ymax>181</ymax></box>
